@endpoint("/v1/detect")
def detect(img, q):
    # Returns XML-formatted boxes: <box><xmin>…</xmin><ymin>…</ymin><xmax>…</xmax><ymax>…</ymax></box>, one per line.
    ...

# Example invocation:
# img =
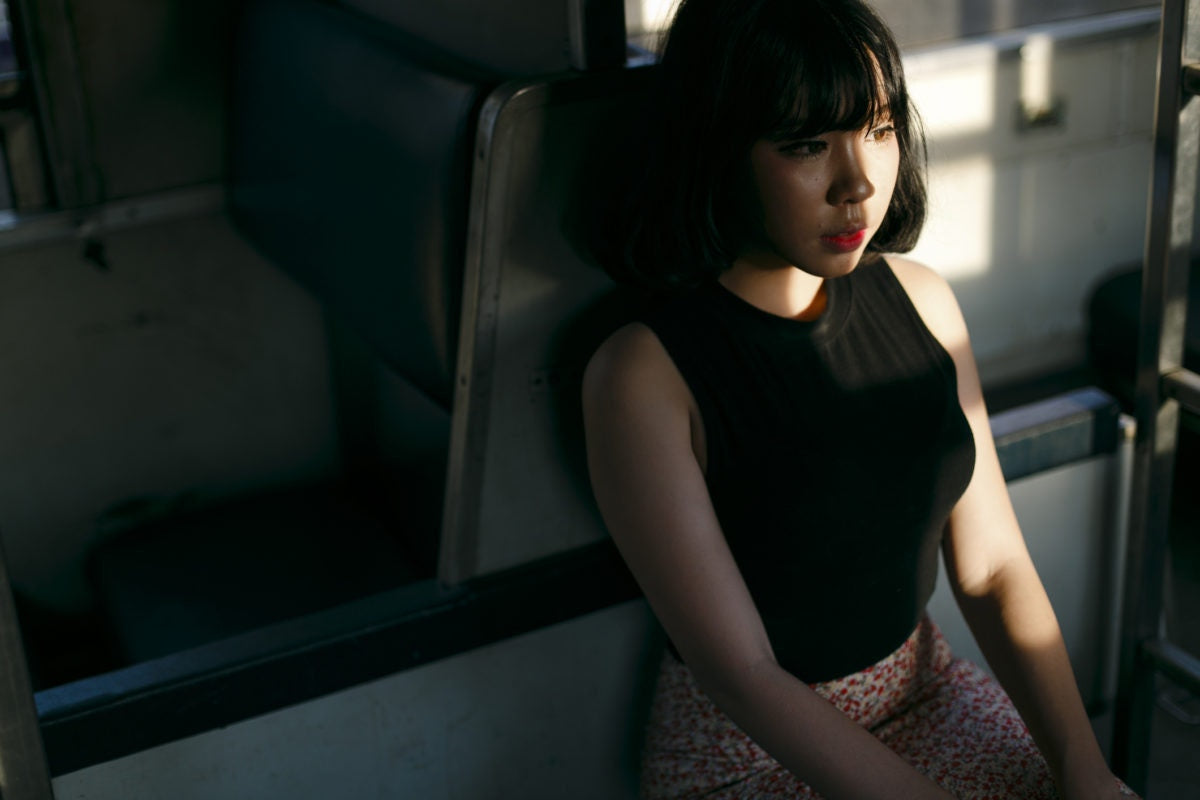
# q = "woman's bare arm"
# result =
<box><xmin>890</xmin><ymin>257</ymin><xmax>1125</xmax><ymax>800</ymax></box>
<box><xmin>583</xmin><ymin>322</ymin><xmax>955</xmax><ymax>800</ymax></box>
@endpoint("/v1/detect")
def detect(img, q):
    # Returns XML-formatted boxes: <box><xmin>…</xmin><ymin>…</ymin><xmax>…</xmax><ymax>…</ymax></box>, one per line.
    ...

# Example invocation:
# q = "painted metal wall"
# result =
<box><xmin>52</xmin><ymin>601</ymin><xmax>661</xmax><ymax>800</ymax></box>
<box><xmin>0</xmin><ymin>214</ymin><xmax>340</xmax><ymax>611</ymax></box>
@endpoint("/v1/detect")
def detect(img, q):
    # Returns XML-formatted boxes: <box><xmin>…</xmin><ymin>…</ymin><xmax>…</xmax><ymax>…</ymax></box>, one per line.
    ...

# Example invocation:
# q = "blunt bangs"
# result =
<box><xmin>758</xmin><ymin>2</ymin><xmax>910</xmax><ymax>143</ymax></box>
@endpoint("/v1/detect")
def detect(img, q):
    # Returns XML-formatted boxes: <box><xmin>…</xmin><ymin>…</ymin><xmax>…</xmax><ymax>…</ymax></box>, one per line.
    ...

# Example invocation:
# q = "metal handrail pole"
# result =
<box><xmin>1143</xmin><ymin>638</ymin><xmax>1200</xmax><ymax>695</ymax></box>
<box><xmin>1162</xmin><ymin>366</ymin><xmax>1200</xmax><ymax>410</ymax></box>
<box><xmin>0</xmin><ymin>533</ymin><xmax>54</xmax><ymax>799</ymax></box>
<box><xmin>1112</xmin><ymin>0</ymin><xmax>1199</xmax><ymax>791</ymax></box>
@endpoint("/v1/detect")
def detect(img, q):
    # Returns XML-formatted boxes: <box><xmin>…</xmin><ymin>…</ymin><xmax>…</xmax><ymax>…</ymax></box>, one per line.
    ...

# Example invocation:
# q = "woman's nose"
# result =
<box><xmin>826</xmin><ymin>142</ymin><xmax>875</xmax><ymax>205</ymax></box>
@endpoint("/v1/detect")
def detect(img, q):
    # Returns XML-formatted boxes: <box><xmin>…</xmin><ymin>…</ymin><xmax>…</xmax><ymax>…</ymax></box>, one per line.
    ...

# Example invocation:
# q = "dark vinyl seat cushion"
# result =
<box><xmin>88</xmin><ymin>483</ymin><xmax>420</xmax><ymax>663</ymax></box>
<box><xmin>1087</xmin><ymin>262</ymin><xmax>1200</xmax><ymax>412</ymax></box>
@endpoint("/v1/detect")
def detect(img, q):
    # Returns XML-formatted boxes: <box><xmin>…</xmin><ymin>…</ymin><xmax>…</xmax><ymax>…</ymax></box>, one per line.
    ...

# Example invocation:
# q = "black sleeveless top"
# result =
<box><xmin>639</xmin><ymin>259</ymin><xmax>977</xmax><ymax>682</ymax></box>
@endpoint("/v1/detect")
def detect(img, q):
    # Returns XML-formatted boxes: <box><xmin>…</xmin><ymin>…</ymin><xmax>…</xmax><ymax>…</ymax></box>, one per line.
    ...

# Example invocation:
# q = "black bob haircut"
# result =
<box><xmin>609</xmin><ymin>0</ymin><xmax>927</xmax><ymax>290</ymax></box>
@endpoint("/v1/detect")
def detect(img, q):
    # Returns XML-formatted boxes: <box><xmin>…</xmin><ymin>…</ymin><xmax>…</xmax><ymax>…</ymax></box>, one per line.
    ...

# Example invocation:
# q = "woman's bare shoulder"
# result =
<box><xmin>883</xmin><ymin>255</ymin><xmax>952</xmax><ymax>300</ymax></box>
<box><xmin>583</xmin><ymin>322</ymin><xmax>690</xmax><ymax>413</ymax></box>
<box><xmin>883</xmin><ymin>255</ymin><xmax>970</xmax><ymax>348</ymax></box>
<box><xmin>585</xmin><ymin>321</ymin><xmax>665</xmax><ymax>376</ymax></box>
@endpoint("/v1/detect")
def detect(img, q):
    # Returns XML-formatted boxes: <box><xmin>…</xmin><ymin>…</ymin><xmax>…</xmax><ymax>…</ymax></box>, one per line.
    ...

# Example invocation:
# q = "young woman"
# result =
<box><xmin>582</xmin><ymin>1</ymin><xmax>1134</xmax><ymax>798</ymax></box>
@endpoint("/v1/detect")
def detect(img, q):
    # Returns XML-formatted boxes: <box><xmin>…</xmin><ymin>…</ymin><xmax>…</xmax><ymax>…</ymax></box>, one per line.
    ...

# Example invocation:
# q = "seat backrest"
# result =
<box><xmin>439</xmin><ymin>67</ymin><xmax>654</xmax><ymax>582</ymax></box>
<box><xmin>230</xmin><ymin>0</ymin><xmax>506</xmax><ymax>407</ymax></box>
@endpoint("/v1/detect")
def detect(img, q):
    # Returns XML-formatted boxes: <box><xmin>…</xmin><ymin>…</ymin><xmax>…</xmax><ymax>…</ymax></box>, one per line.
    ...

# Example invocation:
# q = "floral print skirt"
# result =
<box><xmin>640</xmin><ymin>616</ymin><xmax>1130</xmax><ymax>799</ymax></box>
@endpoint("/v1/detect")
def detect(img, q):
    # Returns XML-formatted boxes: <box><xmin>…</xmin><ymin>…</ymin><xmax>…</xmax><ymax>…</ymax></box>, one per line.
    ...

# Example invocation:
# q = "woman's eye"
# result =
<box><xmin>867</xmin><ymin>124</ymin><xmax>896</xmax><ymax>143</ymax></box>
<box><xmin>781</xmin><ymin>140</ymin><xmax>826</xmax><ymax>159</ymax></box>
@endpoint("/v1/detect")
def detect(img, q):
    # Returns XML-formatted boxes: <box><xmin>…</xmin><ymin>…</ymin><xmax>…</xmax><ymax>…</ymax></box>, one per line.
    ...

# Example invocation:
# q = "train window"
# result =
<box><xmin>0</xmin><ymin>3</ymin><xmax>15</xmax><ymax>86</ymax></box>
<box><xmin>624</xmin><ymin>0</ymin><xmax>676</xmax><ymax>48</ymax></box>
<box><xmin>0</xmin><ymin>0</ymin><xmax>49</xmax><ymax>215</ymax></box>
<box><xmin>0</xmin><ymin>0</ymin><xmax>18</xmax><ymax>211</ymax></box>
<box><xmin>627</xmin><ymin>1</ymin><xmax>1163</xmax><ymax>50</ymax></box>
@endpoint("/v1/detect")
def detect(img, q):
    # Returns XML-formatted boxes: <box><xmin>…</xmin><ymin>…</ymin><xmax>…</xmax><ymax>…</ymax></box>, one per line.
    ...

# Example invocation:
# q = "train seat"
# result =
<box><xmin>1087</xmin><ymin>261</ymin><xmax>1200</xmax><ymax>414</ymax></box>
<box><xmin>230</xmin><ymin>0</ymin><xmax>506</xmax><ymax>410</ymax></box>
<box><xmin>87</xmin><ymin>483</ymin><xmax>421</xmax><ymax>662</ymax></box>
<box><xmin>85</xmin><ymin>0</ymin><xmax>534</xmax><ymax>663</ymax></box>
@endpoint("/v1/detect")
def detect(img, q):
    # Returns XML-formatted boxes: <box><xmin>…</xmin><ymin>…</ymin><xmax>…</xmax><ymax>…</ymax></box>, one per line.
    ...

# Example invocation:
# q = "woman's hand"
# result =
<box><xmin>1057</xmin><ymin>758</ymin><xmax>1139</xmax><ymax>800</ymax></box>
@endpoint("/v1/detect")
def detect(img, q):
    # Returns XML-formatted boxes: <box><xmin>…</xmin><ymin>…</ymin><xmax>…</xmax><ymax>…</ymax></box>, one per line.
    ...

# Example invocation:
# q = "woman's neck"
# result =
<box><xmin>720</xmin><ymin>256</ymin><xmax>827</xmax><ymax>321</ymax></box>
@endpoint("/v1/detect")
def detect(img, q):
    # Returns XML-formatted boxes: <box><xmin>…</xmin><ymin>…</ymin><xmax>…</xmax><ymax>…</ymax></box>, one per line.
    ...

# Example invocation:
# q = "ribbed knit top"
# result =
<box><xmin>639</xmin><ymin>258</ymin><xmax>976</xmax><ymax>682</ymax></box>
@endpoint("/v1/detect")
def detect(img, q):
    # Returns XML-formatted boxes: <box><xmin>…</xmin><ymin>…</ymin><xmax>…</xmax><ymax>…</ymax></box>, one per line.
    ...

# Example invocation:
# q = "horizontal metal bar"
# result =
<box><xmin>1143</xmin><ymin>638</ymin><xmax>1200</xmax><ymax>696</ymax></box>
<box><xmin>1162</xmin><ymin>367</ymin><xmax>1200</xmax><ymax>413</ymax></box>
<box><xmin>0</xmin><ymin>538</ymin><xmax>54</xmax><ymax>797</ymax></box>
<box><xmin>0</xmin><ymin>183</ymin><xmax>224</xmax><ymax>255</ymax></box>
<box><xmin>906</xmin><ymin>7</ymin><xmax>1161</xmax><ymax>60</ymax></box>
<box><xmin>989</xmin><ymin>387</ymin><xmax>1121</xmax><ymax>481</ymax></box>
<box><xmin>1183</xmin><ymin>62</ymin><xmax>1200</xmax><ymax>96</ymax></box>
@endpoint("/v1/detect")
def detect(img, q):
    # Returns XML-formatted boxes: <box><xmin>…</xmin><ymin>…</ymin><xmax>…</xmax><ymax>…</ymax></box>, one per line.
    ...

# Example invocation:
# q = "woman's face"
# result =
<box><xmin>740</xmin><ymin>118</ymin><xmax>900</xmax><ymax>278</ymax></box>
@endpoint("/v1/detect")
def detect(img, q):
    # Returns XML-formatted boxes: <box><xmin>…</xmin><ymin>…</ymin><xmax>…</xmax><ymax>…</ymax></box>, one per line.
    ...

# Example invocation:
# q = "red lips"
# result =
<box><xmin>820</xmin><ymin>228</ymin><xmax>867</xmax><ymax>253</ymax></box>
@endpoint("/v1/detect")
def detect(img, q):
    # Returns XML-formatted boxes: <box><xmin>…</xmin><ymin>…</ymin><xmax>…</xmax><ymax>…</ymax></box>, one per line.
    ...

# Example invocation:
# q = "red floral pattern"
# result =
<box><xmin>640</xmin><ymin>616</ymin><xmax>1135</xmax><ymax>799</ymax></box>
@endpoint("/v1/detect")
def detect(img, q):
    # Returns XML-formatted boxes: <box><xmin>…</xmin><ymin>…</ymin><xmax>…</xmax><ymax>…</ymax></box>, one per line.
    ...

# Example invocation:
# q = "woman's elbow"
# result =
<box><xmin>688</xmin><ymin>650</ymin><xmax>784</xmax><ymax>711</ymax></box>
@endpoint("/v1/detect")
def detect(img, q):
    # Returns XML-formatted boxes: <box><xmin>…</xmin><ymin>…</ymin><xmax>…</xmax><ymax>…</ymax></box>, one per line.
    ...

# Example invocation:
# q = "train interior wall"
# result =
<box><xmin>0</xmin><ymin>0</ymin><xmax>1164</xmax><ymax>621</ymax></box>
<box><xmin>0</xmin><ymin>0</ymin><xmax>1189</xmax><ymax>794</ymax></box>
